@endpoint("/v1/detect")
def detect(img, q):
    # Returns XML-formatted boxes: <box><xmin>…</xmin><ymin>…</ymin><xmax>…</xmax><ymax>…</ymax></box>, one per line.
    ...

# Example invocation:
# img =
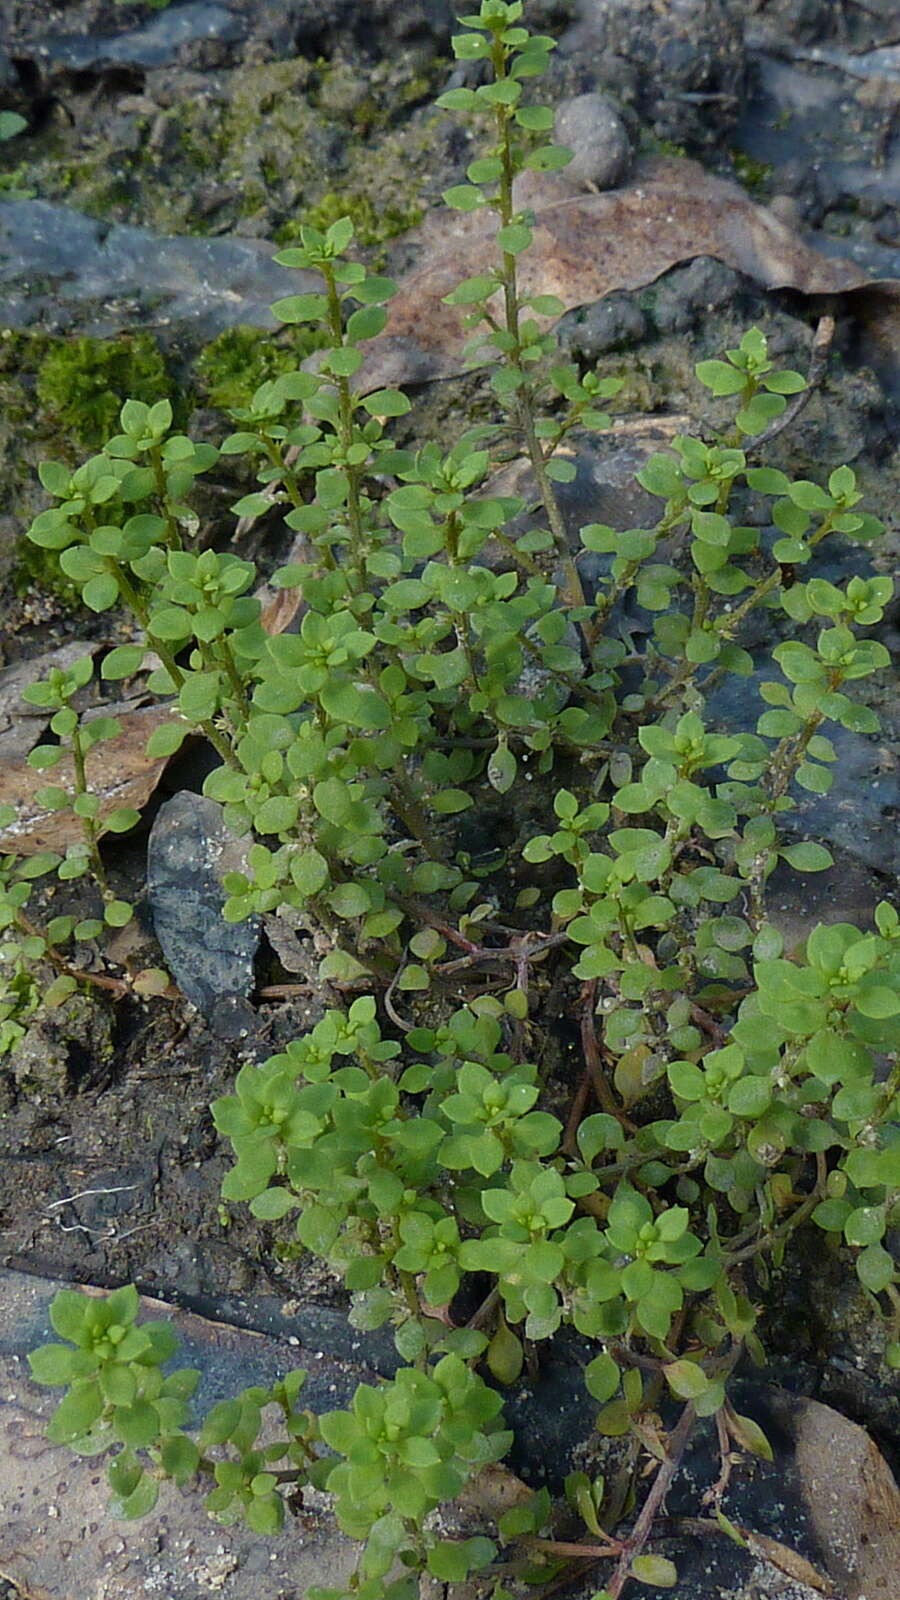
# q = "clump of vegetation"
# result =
<box><xmin>194</xmin><ymin>324</ymin><xmax>330</xmax><ymax>412</ymax></box>
<box><xmin>36</xmin><ymin>333</ymin><xmax>172</xmax><ymax>449</ymax></box>
<box><xmin>277</xmin><ymin>190</ymin><xmax>423</xmax><ymax>253</ymax></box>
<box><xmin>730</xmin><ymin>149</ymin><xmax>773</xmax><ymax>198</ymax></box>
<box><xmin>16</xmin><ymin>5</ymin><xmax>899</xmax><ymax>1599</ymax></box>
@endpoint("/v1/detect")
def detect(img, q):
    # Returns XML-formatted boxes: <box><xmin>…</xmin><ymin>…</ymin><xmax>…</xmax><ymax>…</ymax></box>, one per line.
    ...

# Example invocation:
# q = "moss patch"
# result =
<box><xmin>36</xmin><ymin>333</ymin><xmax>172</xmax><ymax>449</ymax></box>
<box><xmin>193</xmin><ymin>324</ymin><xmax>328</xmax><ymax>412</ymax></box>
<box><xmin>276</xmin><ymin>189</ymin><xmax>422</xmax><ymax>252</ymax></box>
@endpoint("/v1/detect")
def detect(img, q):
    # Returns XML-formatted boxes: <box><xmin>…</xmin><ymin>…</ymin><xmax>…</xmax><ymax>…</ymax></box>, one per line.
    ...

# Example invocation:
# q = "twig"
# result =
<box><xmin>435</xmin><ymin>930</ymin><xmax>569</xmax><ymax>978</ymax></box>
<box><xmin>562</xmin><ymin>1065</ymin><xmax>593</xmax><ymax>1155</ymax></box>
<box><xmin>384</xmin><ymin>955</ymin><xmax>414</xmax><ymax>1033</ymax></box>
<box><xmin>701</xmin><ymin>1406</ymin><xmax>736</xmax><ymax>1508</ymax></box>
<box><xmin>258</xmin><ymin>983</ymin><xmax>319</xmax><ymax>998</ymax></box>
<box><xmin>743</xmin><ymin>315</ymin><xmax>835</xmax><ymax>454</ymax></box>
<box><xmin>606</xmin><ymin>1402</ymin><xmax>697</xmax><ymax>1599</ymax></box>
<box><xmin>524</xmin><ymin>1535</ymin><xmax>623</xmax><ymax>1561</ymax></box>
<box><xmin>466</xmin><ymin>1285</ymin><xmax>500</xmax><ymax>1332</ymax></box>
<box><xmin>580</xmin><ymin>981</ymin><xmax>634</xmax><ymax>1128</ymax></box>
<box><xmin>47</xmin><ymin>1183</ymin><xmax>140</xmax><ymax>1211</ymax></box>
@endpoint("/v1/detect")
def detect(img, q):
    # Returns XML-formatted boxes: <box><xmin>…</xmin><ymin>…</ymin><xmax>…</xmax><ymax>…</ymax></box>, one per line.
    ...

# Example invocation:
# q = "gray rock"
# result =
<box><xmin>0</xmin><ymin>200</ymin><xmax>318</xmax><ymax>338</ymax></box>
<box><xmin>561</xmin><ymin>0</ymin><xmax>747</xmax><ymax>147</ymax></box>
<box><xmin>648</xmin><ymin>256</ymin><xmax>752</xmax><ymax>336</ymax></box>
<box><xmin>557</xmin><ymin>291</ymin><xmax>647</xmax><ymax>358</ymax></box>
<box><xmin>147</xmin><ymin>791</ymin><xmax>260</xmax><ymax>1017</ymax></box>
<box><xmin>554</xmin><ymin>92</ymin><xmax>632</xmax><ymax>191</ymax></box>
<box><xmin>705</xmin><ymin>668</ymin><xmax>900</xmax><ymax>878</ymax></box>
<box><xmin>32</xmin><ymin>3</ymin><xmax>246</xmax><ymax>73</ymax></box>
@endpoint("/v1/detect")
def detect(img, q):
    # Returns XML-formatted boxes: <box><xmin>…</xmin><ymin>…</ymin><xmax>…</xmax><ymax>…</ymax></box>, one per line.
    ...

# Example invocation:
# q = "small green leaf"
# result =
<box><xmin>726</xmin><ymin>1408</ymin><xmax>774</xmax><ymax>1462</ymax></box>
<box><xmin>28</xmin><ymin>1343</ymin><xmax>90</xmax><ymax>1385</ymax></box>
<box><xmin>780</xmin><ymin>842</ymin><xmax>833</xmax><ymax>872</ymax></box>
<box><xmin>663</xmin><ymin>1360</ymin><xmax>711</xmax><ymax>1400</ymax></box>
<box><xmin>630</xmin><ymin>1555</ymin><xmax>678</xmax><ymax>1587</ymax></box>
<box><xmin>585</xmin><ymin>1353</ymin><xmax>620</xmax><ymax>1404</ymax></box>
<box><xmin>361</xmin><ymin>389</ymin><xmax>411</xmax><ymax>418</ymax></box>
<box><xmin>856</xmin><ymin>1244</ymin><xmax>894</xmax><ymax>1293</ymax></box>
<box><xmin>113</xmin><ymin>1472</ymin><xmax>159</xmax><ymax>1520</ymax></box>
<box><xmin>487</xmin><ymin>1319</ymin><xmax>523</xmax><ymax>1385</ymax></box>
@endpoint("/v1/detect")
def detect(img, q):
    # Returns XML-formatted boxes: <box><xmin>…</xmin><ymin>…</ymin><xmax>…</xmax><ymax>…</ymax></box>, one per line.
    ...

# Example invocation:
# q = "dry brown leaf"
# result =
<box><xmin>741</xmin><ymin>1529</ymin><xmax>837</xmax><ymax>1595</ymax></box>
<box><xmin>355</xmin><ymin>156</ymin><xmax>895</xmax><ymax>394</ymax></box>
<box><xmin>0</xmin><ymin>1268</ymin><xmax>356</xmax><ymax>1600</ymax></box>
<box><xmin>236</xmin><ymin>156</ymin><xmax>900</xmax><ymax>541</ymax></box>
<box><xmin>790</xmin><ymin>1394</ymin><xmax>900</xmax><ymax>1600</ymax></box>
<box><xmin>0</xmin><ymin>704</ymin><xmax>182</xmax><ymax>856</ymax></box>
<box><xmin>0</xmin><ymin>643</ymin><xmax>102</xmax><ymax>762</ymax></box>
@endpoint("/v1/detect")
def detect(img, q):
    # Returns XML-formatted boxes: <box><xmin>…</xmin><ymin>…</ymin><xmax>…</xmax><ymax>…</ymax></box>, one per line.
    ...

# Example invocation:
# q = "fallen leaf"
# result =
<box><xmin>0</xmin><ymin>704</ymin><xmax>180</xmax><ymax>856</ymax></box>
<box><xmin>0</xmin><ymin>643</ymin><xmax>102</xmax><ymax>762</ymax></box>
<box><xmin>790</xmin><ymin>1393</ymin><xmax>900</xmax><ymax>1600</ymax></box>
<box><xmin>355</xmin><ymin>156</ymin><xmax>895</xmax><ymax>394</ymax></box>
<box><xmin>741</xmin><ymin>1529</ymin><xmax>836</xmax><ymax>1595</ymax></box>
<box><xmin>0</xmin><ymin>1267</ymin><xmax>358</xmax><ymax>1600</ymax></box>
<box><xmin>236</xmin><ymin>155</ymin><xmax>900</xmax><ymax>541</ymax></box>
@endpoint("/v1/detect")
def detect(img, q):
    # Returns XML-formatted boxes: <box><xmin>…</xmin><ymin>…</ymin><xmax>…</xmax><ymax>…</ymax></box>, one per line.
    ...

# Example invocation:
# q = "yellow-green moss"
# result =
<box><xmin>276</xmin><ymin>189</ymin><xmax>422</xmax><ymax>252</ymax></box>
<box><xmin>730</xmin><ymin>149</ymin><xmax>773</xmax><ymax>197</ymax></box>
<box><xmin>35</xmin><ymin>333</ymin><xmax>172</xmax><ymax>448</ymax></box>
<box><xmin>193</xmin><ymin>324</ymin><xmax>329</xmax><ymax>412</ymax></box>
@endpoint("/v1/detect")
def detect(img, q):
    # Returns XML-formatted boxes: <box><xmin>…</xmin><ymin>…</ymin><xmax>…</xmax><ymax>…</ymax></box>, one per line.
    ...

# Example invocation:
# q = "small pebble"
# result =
<box><xmin>554</xmin><ymin>92</ymin><xmax>633</xmax><ymax>191</ymax></box>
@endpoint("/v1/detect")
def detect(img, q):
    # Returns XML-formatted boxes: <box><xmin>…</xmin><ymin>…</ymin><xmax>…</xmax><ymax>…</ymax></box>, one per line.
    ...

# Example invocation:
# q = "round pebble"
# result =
<box><xmin>554</xmin><ymin>92</ymin><xmax>632</xmax><ymax>191</ymax></box>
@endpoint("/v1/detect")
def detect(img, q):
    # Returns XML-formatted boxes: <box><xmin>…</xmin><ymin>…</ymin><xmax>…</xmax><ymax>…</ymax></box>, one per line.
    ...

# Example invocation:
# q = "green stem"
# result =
<box><xmin>69</xmin><ymin>720</ymin><xmax>110</xmax><ymax>898</ymax></box>
<box><xmin>490</xmin><ymin>43</ymin><xmax>590</xmax><ymax>636</ymax></box>
<box><xmin>150</xmin><ymin>446</ymin><xmax>183</xmax><ymax>551</ymax></box>
<box><xmin>212</xmin><ymin>636</ymin><xmax>252</xmax><ymax>722</ymax></box>
<box><xmin>321</xmin><ymin>260</ymin><xmax>366</xmax><ymax>591</ymax></box>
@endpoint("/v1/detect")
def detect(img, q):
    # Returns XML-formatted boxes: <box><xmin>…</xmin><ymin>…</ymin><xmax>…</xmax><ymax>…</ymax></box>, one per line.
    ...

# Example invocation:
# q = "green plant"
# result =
<box><xmin>23</xmin><ymin>3</ymin><xmax>900</xmax><ymax>1596</ymax></box>
<box><xmin>0</xmin><ymin>111</ymin><xmax>27</xmax><ymax>142</ymax></box>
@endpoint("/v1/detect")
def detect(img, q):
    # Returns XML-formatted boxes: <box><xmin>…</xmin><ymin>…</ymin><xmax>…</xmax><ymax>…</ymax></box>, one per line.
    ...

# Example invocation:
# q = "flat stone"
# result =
<box><xmin>0</xmin><ymin>1268</ymin><xmax>357</xmax><ymax>1600</ymax></box>
<box><xmin>147</xmin><ymin>791</ymin><xmax>260</xmax><ymax>1016</ymax></box>
<box><xmin>0</xmin><ymin>199</ymin><xmax>318</xmax><ymax>338</ymax></box>
<box><xmin>32</xmin><ymin>3</ymin><xmax>246</xmax><ymax>73</ymax></box>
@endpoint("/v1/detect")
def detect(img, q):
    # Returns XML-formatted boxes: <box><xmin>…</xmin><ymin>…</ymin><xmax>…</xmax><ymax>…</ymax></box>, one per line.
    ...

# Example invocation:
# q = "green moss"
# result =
<box><xmin>12</xmin><ymin>539</ymin><xmax>84</xmax><ymax>608</ymax></box>
<box><xmin>35</xmin><ymin>333</ymin><xmax>171</xmax><ymax>448</ymax></box>
<box><xmin>650</xmin><ymin>137</ymin><xmax>688</xmax><ymax>160</ymax></box>
<box><xmin>276</xmin><ymin>189</ymin><xmax>422</xmax><ymax>252</ymax></box>
<box><xmin>0</xmin><ymin>162</ymin><xmax>35</xmax><ymax>199</ymax></box>
<box><xmin>730</xmin><ymin>150</ymin><xmax>773</xmax><ymax>197</ymax></box>
<box><xmin>193</xmin><ymin>324</ymin><xmax>329</xmax><ymax>412</ymax></box>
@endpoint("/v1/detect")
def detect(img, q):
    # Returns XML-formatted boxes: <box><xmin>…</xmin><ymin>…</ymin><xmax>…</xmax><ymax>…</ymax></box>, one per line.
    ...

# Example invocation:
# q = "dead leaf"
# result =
<box><xmin>0</xmin><ymin>1267</ymin><xmax>357</xmax><ymax>1600</ymax></box>
<box><xmin>741</xmin><ymin>1529</ymin><xmax>837</xmax><ymax>1595</ymax></box>
<box><xmin>254</xmin><ymin>527</ymin><xmax>315</xmax><ymax>635</ymax></box>
<box><xmin>455</xmin><ymin>1460</ymin><xmax>534</xmax><ymax>1518</ymax></box>
<box><xmin>0</xmin><ymin>704</ymin><xmax>181</xmax><ymax>856</ymax></box>
<box><xmin>0</xmin><ymin>644</ymin><xmax>102</xmax><ymax>763</ymax></box>
<box><xmin>355</xmin><ymin>156</ymin><xmax>893</xmax><ymax>394</ymax></box>
<box><xmin>236</xmin><ymin>156</ymin><xmax>900</xmax><ymax>540</ymax></box>
<box><xmin>790</xmin><ymin>1394</ymin><xmax>900</xmax><ymax>1600</ymax></box>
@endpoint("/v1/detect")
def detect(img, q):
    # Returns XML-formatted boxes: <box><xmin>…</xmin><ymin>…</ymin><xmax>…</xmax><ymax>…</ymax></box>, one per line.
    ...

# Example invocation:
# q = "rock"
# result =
<box><xmin>561</xmin><ymin>0</ymin><xmax>747</xmax><ymax>148</ymax></box>
<box><xmin>30</xmin><ymin>3</ymin><xmax>247</xmax><ymax>74</ymax></box>
<box><xmin>705</xmin><ymin>667</ymin><xmax>900</xmax><ymax>878</ymax></box>
<box><xmin>0</xmin><ymin>200</ymin><xmax>318</xmax><ymax>339</ymax></box>
<box><xmin>557</xmin><ymin>290</ymin><xmax>648</xmax><ymax>357</ymax></box>
<box><xmin>287</xmin><ymin>0</ymin><xmax>454</xmax><ymax>56</ymax></box>
<box><xmin>147</xmin><ymin>791</ymin><xmax>260</xmax><ymax>1017</ymax></box>
<box><xmin>648</xmin><ymin>256</ymin><xmax>753</xmax><ymax>336</ymax></box>
<box><xmin>554</xmin><ymin>92</ymin><xmax>633</xmax><ymax>191</ymax></box>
